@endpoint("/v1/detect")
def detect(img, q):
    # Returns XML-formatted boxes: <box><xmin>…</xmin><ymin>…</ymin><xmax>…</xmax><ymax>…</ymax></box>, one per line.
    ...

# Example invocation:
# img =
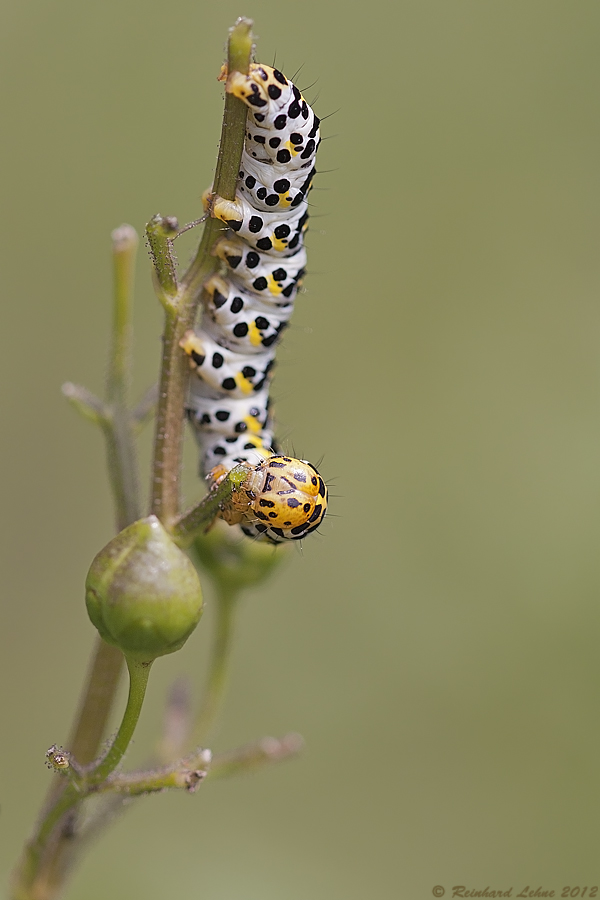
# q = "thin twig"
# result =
<box><xmin>90</xmin><ymin>732</ymin><xmax>302</xmax><ymax>795</ymax></box>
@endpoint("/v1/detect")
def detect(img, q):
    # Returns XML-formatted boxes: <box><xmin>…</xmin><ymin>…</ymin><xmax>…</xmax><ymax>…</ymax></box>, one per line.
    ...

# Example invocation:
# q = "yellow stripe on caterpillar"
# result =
<box><xmin>234</xmin><ymin>371</ymin><xmax>254</xmax><ymax>394</ymax></box>
<box><xmin>247</xmin><ymin>321</ymin><xmax>263</xmax><ymax>347</ymax></box>
<box><xmin>244</xmin><ymin>414</ymin><xmax>263</xmax><ymax>434</ymax></box>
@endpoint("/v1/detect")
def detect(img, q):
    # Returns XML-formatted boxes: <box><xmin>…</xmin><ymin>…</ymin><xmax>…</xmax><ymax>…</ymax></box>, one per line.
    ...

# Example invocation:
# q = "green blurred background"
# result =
<box><xmin>3</xmin><ymin>1</ymin><xmax>600</xmax><ymax>897</ymax></box>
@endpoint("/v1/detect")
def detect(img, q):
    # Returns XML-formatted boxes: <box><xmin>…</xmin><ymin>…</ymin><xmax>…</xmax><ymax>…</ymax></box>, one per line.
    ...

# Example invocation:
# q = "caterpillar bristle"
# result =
<box><xmin>291</xmin><ymin>63</ymin><xmax>306</xmax><ymax>83</ymax></box>
<box><xmin>317</xmin><ymin>108</ymin><xmax>341</xmax><ymax>121</ymax></box>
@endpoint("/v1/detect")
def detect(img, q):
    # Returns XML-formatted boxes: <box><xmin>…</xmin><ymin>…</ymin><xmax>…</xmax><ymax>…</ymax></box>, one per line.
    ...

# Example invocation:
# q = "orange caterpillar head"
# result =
<box><xmin>211</xmin><ymin>455</ymin><xmax>327</xmax><ymax>543</ymax></box>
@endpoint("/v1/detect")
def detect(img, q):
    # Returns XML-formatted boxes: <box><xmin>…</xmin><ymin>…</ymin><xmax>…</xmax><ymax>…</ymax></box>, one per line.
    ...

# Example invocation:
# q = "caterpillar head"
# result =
<box><xmin>241</xmin><ymin>455</ymin><xmax>327</xmax><ymax>543</ymax></box>
<box><xmin>210</xmin><ymin>455</ymin><xmax>327</xmax><ymax>543</ymax></box>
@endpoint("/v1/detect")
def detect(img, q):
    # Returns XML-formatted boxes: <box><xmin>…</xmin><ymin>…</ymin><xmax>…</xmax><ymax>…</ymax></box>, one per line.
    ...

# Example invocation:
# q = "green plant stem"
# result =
<box><xmin>171</xmin><ymin>465</ymin><xmax>250</xmax><ymax>545</ymax></box>
<box><xmin>181</xmin><ymin>17</ymin><xmax>252</xmax><ymax>297</ymax></box>
<box><xmin>108</xmin><ymin>225</ymin><xmax>137</xmax><ymax>406</ymax></box>
<box><xmin>87</xmin><ymin>659</ymin><xmax>152</xmax><ymax>784</ymax></box>
<box><xmin>97</xmin><ymin>749</ymin><xmax>212</xmax><ymax>796</ymax></box>
<box><xmin>149</xmin><ymin>308</ymin><xmax>188</xmax><ymax>525</ymax></box>
<box><xmin>191</xmin><ymin>585</ymin><xmax>239</xmax><ymax>746</ymax></box>
<box><xmin>65</xmin><ymin>224</ymin><xmax>143</xmax><ymax>763</ymax></box>
<box><xmin>105</xmin><ymin>224</ymin><xmax>142</xmax><ymax>531</ymax></box>
<box><xmin>149</xmin><ymin>17</ymin><xmax>252</xmax><ymax>528</ymax></box>
<box><xmin>145</xmin><ymin>216</ymin><xmax>179</xmax><ymax>305</ymax></box>
<box><xmin>102</xmin><ymin>410</ymin><xmax>140</xmax><ymax>532</ymax></box>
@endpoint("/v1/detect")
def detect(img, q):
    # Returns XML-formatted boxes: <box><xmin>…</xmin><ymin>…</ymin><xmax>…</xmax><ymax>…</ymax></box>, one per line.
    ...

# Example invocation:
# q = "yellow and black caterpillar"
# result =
<box><xmin>181</xmin><ymin>64</ymin><xmax>327</xmax><ymax>543</ymax></box>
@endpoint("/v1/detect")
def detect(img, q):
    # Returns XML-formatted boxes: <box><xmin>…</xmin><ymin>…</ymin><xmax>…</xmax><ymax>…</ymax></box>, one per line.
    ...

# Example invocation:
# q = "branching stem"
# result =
<box><xmin>16</xmin><ymin>661</ymin><xmax>152</xmax><ymax>900</ymax></box>
<box><xmin>93</xmin><ymin>733</ymin><xmax>302</xmax><ymax>796</ymax></box>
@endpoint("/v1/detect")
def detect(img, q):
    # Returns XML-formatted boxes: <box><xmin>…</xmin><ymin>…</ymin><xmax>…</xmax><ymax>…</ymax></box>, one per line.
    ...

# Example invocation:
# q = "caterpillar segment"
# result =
<box><xmin>210</xmin><ymin>196</ymin><xmax>309</xmax><ymax>256</ymax></box>
<box><xmin>182</xmin><ymin>63</ymin><xmax>327</xmax><ymax>543</ymax></box>
<box><xmin>203</xmin><ymin>275</ymin><xmax>292</xmax><ymax>353</ymax></box>
<box><xmin>181</xmin><ymin>330</ymin><xmax>274</xmax><ymax>397</ymax></box>
<box><xmin>237</xmin><ymin>159</ymin><xmax>316</xmax><ymax>213</ymax></box>
<box><xmin>186</xmin><ymin>385</ymin><xmax>274</xmax><ymax>473</ymax></box>
<box><xmin>213</xmin><ymin>235</ymin><xmax>307</xmax><ymax>300</ymax></box>
<box><xmin>187</xmin><ymin>387</ymin><xmax>272</xmax><ymax>437</ymax></box>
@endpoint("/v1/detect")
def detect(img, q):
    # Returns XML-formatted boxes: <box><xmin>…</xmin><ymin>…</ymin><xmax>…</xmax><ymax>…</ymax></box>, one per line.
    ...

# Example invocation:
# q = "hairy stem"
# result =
<box><xmin>149</xmin><ymin>309</ymin><xmax>189</xmax><ymax>525</ymax></box>
<box><xmin>181</xmin><ymin>17</ymin><xmax>252</xmax><ymax>296</ymax></box>
<box><xmin>145</xmin><ymin>216</ymin><xmax>179</xmax><ymax>305</ymax></box>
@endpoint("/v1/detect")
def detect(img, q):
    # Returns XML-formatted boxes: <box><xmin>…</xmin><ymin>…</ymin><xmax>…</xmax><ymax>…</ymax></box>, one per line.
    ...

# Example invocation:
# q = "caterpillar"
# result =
<box><xmin>180</xmin><ymin>63</ymin><xmax>327</xmax><ymax>544</ymax></box>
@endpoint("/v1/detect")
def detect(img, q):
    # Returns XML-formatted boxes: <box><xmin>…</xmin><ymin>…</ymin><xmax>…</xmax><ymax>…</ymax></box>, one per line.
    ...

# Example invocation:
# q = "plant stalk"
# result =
<box><xmin>149</xmin><ymin>17</ymin><xmax>252</xmax><ymax>527</ymax></box>
<box><xmin>86</xmin><ymin>659</ymin><xmax>152</xmax><ymax>785</ymax></box>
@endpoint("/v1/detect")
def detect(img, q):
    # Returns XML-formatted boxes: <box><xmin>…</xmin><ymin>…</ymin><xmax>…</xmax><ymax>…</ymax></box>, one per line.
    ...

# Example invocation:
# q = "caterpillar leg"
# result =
<box><xmin>211</xmin><ymin>195</ymin><xmax>244</xmax><ymax>230</ymax></box>
<box><xmin>180</xmin><ymin>331</ymin><xmax>207</xmax><ymax>368</ymax></box>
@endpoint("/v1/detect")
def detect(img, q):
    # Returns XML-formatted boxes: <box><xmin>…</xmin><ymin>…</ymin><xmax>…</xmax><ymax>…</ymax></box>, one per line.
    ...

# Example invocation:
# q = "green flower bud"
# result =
<box><xmin>86</xmin><ymin>516</ymin><xmax>203</xmax><ymax>663</ymax></box>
